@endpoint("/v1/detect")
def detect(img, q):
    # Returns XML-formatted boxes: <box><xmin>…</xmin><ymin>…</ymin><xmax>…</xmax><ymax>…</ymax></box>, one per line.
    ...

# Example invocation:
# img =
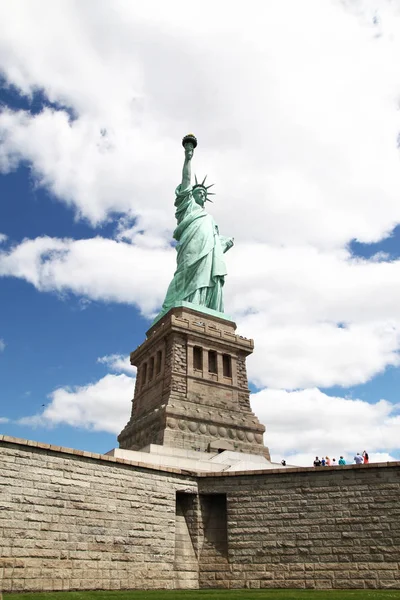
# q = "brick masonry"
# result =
<box><xmin>1</xmin><ymin>435</ymin><xmax>399</xmax><ymax>591</ymax></box>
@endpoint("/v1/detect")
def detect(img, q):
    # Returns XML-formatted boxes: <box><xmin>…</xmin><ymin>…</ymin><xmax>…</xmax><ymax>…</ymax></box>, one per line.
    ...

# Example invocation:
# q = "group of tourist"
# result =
<box><xmin>313</xmin><ymin>456</ymin><xmax>344</xmax><ymax>467</ymax></box>
<box><xmin>313</xmin><ymin>450</ymin><xmax>369</xmax><ymax>467</ymax></box>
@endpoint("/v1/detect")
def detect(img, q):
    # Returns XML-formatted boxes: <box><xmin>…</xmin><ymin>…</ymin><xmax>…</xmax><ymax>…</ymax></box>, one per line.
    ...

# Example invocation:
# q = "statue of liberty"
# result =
<box><xmin>156</xmin><ymin>134</ymin><xmax>234</xmax><ymax>321</ymax></box>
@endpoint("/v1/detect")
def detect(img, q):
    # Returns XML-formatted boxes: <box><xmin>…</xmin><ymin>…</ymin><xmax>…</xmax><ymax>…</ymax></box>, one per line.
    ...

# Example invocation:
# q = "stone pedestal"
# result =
<box><xmin>118</xmin><ymin>306</ymin><xmax>270</xmax><ymax>459</ymax></box>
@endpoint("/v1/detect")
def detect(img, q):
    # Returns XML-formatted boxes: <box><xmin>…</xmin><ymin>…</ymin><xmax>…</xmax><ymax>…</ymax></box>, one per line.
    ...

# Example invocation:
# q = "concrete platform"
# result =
<box><xmin>106</xmin><ymin>443</ymin><xmax>282</xmax><ymax>473</ymax></box>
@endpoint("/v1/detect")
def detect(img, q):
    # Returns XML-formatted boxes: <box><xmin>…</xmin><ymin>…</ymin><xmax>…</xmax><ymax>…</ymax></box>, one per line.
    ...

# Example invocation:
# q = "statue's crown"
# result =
<box><xmin>193</xmin><ymin>175</ymin><xmax>215</xmax><ymax>202</ymax></box>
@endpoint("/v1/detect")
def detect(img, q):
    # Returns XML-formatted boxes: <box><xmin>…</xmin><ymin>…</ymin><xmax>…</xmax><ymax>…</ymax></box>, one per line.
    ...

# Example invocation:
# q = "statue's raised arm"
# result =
<box><xmin>154</xmin><ymin>134</ymin><xmax>234</xmax><ymax>323</ymax></box>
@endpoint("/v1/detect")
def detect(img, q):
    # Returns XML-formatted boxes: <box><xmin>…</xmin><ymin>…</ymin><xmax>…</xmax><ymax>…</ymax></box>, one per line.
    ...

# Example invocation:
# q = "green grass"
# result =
<box><xmin>4</xmin><ymin>590</ymin><xmax>400</xmax><ymax>600</ymax></box>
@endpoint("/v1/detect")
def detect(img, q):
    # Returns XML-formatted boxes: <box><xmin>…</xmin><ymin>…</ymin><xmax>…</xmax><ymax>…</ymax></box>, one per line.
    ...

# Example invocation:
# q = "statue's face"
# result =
<box><xmin>193</xmin><ymin>187</ymin><xmax>206</xmax><ymax>207</ymax></box>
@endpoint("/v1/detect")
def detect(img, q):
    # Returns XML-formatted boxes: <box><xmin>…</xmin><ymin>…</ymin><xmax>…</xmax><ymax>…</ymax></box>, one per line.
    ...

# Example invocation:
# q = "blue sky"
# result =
<box><xmin>1</xmin><ymin>0</ymin><xmax>400</xmax><ymax>465</ymax></box>
<box><xmin>0</xmin><ymin>162</ymin><xmax>141</xmax><ymax>452</ymax></box>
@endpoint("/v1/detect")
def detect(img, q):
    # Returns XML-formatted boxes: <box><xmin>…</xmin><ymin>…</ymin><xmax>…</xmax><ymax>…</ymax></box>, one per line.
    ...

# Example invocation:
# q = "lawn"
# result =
<box><xmin>4</xmin><ymin>590</ymin><xmax>400</xmax><ymax>600</ymax></box>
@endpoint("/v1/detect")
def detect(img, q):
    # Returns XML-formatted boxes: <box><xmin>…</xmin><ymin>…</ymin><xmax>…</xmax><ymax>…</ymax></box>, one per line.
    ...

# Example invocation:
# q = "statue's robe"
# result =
<box><xmin>160</xmin><ymin>184</ymin><xmax>228</xmax><ymax>315</ymax></box>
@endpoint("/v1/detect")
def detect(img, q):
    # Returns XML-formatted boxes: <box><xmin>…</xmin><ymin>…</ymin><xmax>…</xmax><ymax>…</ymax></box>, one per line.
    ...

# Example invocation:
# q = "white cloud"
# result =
<box><xmin>0</xmin><ymin>338</ymin><xmax>5</xmax><ymax>352</ymax></box>
<box><xmin>0</xmin><ymin>234</ymin><xmax>7</xmax><ymax>244</ymax></box>
<box><xmin>0</xmin><ymin>235</ymin><xmax>173</xmax><ymax>316</ymax></box>
<box><xmin>252</xmin><ymin>387</ymin><xmax>400</xmax><ymax>464</ymax></box>
<box><xmin>2</xmin><ymin>236</ymin><xmax>400</xmax><ymax>389</ymax></box>
<box><xmin>18</xmin><ymin>373</ymin><xmax>134</xmax><ymax>435</ymax></box>
<box><xmin>97</xmin><ymin>353</ymin><xmax>136</xmax><ymax>375</ymax></box>
<box><xmin>1</xmin><ymin>2</ymin><xmax>400</xmax><ymax>391</ymax></box>
<box><xmin>246</xmin><ymin>320</ymin><xmax>400</xmax><ymax>389</ymax></box>
<box><xmin>0</xmin><ymin>417</ymin><xmax>10</xmax><ymax>423</ymax></box>
<box><xmin>2</xmin><ymin>0</ymin><xmax>400</xmax><ymax>452</ymax></box>
<box><xmin>15</xmin><ymin>371</ymin><xmax>400</xmax><ymax>468</ymax></box>
<box><xmin>364</xmin><ymin>452</ymin><xmax>398</xmax><ymax>463</ymax></box>
<box><xmin>227</xmin><ymin>243</ymin><xmax>400</xmax><ymax>388</ymax></box>
<box><xmin>0</xmin><ymin>1</ymin><xmax>400</xmax><ymax>248</ymax></box>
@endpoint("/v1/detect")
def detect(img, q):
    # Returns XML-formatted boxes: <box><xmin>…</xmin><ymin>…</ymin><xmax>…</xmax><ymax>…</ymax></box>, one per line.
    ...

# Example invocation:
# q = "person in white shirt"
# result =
<box><xmin>354</xmin><ymin>453</ymin><xmax>363</xmax><ymax>465</ymax></box>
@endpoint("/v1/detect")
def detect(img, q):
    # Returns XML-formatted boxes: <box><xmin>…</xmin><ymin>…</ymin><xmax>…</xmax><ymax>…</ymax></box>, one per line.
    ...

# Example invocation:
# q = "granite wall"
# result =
<box><xmin>1</xmin><ymin>436</ymin><xmax>399</xmax><ymax>592</ymax></box>
<box><xmin>0</xmin><ymin>437</ymin><xmax>198</xmax><ymax>592</ymax></box>
<box><xmin>200</xmin><ymin>464</ymin><xmax>400</xmax><ymax>590</ymax></box>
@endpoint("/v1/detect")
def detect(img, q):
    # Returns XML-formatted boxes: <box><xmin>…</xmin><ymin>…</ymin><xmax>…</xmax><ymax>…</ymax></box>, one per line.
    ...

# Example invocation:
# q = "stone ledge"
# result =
<box><xmin>1</xmin><ymin>435</ymin><xmax>399</xmax><ymax>480</ymax></box>
<box><xmin>197</xmin><ymin>461</ymin><xmax>400</xmax><ymax>477</ymax></box>
<box><xmin>0</xmin><ymin>435</ymin><xmax>194</xmax><ymax>477</ymax></box>
<box><xmin>141</xmin><ymin>306</ymin><xmax>254</xmax><ymax>353</ymax></box>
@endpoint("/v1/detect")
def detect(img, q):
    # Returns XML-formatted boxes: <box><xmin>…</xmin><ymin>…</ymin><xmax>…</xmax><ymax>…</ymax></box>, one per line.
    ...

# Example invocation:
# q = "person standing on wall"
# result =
<box><xmin>354</xmin><ymin>453</ymin><xmax>363</xmax><ymax>465</ymax></box>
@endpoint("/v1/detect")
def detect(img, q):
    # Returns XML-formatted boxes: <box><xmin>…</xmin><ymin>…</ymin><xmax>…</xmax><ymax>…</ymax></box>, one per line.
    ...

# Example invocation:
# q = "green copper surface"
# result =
<box><xmin>155</xmin><ymin>135</ymin><xmax>234</xmax><ymax>322</ymax></box>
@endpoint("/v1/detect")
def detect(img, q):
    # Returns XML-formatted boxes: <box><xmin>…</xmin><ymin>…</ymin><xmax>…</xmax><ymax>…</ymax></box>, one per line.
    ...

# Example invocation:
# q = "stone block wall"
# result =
<box><xmin>1</xmin><ymin>436</ymin><xmax>400</xmax><ymax>592</ymax></box>
<box><xmin>0</xmin><ymin>437</ymin><xmax>197</xmax><ymax>592</ymax></box>
<box><xmin>199</xmin><ymin>464</ymin><xmax>400</xmax><ymax>590</ymax></box>
<box><xmin>174</xmin><ymin>492</ymin><xmax>199</xmax><ymax>587</ymax></box>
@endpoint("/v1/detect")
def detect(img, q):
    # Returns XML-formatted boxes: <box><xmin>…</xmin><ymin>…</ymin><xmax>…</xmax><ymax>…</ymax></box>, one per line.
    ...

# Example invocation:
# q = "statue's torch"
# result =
<box><xmin>182</xmin><ymin>133</ymin><xmax>197</xmax><ymax>150</ymax></box>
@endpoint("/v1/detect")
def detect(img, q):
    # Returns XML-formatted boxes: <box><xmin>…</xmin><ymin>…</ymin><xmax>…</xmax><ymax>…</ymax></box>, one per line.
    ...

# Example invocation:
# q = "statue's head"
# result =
<box><xmin>193</xmin><ymin>186</ymin><xmax>207</xmax><ymax>207</ymax></box>
<box><xmin>192</xmin><ymin>175</ymin><xmax>215</xmax><ymax>207</ymax></box>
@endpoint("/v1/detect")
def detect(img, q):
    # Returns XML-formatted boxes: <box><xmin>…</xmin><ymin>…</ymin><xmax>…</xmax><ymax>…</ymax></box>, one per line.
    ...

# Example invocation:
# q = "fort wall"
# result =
<box><xmin>1</xmin><ymin>436</ymin><xmax>399</xmax><ymax>592</ymax></box>
<box><xmin>200</xmin><ymin>465</ymin><xmax>400</xmax><ymax>589</ymax></box>
<box><xmin>0</xmin><ymin>436</ymin><xmax>198</xmax><ymax>592</ymax></box>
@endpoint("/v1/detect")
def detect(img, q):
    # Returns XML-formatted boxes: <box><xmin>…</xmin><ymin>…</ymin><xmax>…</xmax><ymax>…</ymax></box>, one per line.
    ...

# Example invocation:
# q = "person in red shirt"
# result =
<box><xmin>362</xmin><ymin>450</ymin><xmax>369</xmax><ymax>464</ymax></box>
